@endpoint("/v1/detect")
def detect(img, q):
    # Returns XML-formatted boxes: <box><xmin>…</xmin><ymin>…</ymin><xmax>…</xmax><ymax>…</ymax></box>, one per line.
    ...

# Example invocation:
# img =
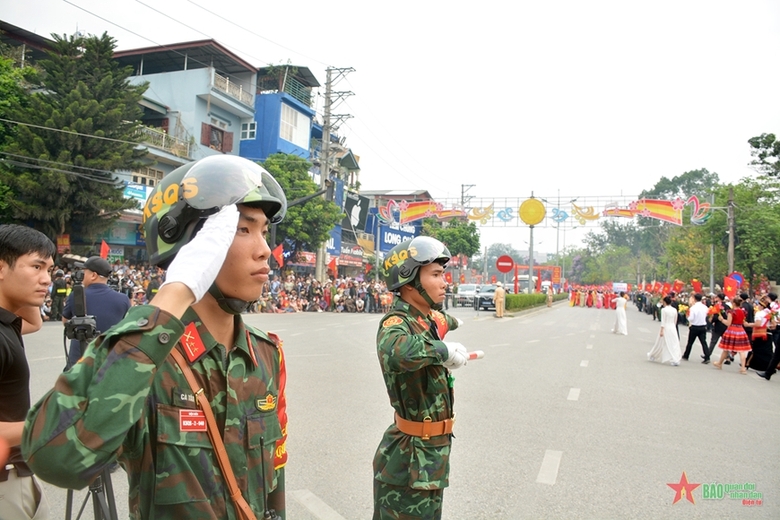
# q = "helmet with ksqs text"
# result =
<box><xmin>143</xmin><ymin>155</ymin><xmax>287</xmax><ymax>269</ymax></box>
<box><xmin>381</xmin><ymin>236</ymin><xmax>451</xmax><ymax>291</ymax></box>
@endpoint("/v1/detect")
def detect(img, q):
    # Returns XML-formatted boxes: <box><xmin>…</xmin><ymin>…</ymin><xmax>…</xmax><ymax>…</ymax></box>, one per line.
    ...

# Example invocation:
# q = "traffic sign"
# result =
<box><xmin>496</xmin><ymin>255</ymin><xmax>514</xmax><ymax>273</ymax></box>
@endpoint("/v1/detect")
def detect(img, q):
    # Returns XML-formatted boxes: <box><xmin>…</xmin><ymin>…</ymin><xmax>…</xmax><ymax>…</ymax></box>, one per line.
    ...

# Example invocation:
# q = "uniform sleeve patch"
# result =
<box><xmin>257</xmin><ymin>393</ymin><xmax>277</xmax><ymax>412</ymax></box>
<box><xmin>383</xmin><ymin>316</ymin><xmax>403</xmax><ymax>328</ymax></box>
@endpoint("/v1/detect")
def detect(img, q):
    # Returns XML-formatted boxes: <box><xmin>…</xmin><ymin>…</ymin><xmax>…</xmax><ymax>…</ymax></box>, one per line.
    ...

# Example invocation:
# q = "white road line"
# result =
<box><xmin>527</xmin><ymin>339</ymin><xmax>540</xmax><ymax>343</ymax></box>
<box><xmin>536</xmin><ymin>450</ymin><xmax>563</xmax><ymax>485</ymax></box>
<box><xmin>586</xmin><ymin>344</ymin><xmax>593</xmax><ymax>349</ymax></box>
<box><xmin>290</xmin><ymin>333</ymin><xmax>304</xmax><ymax>336</ymax></box>
<box><xmin>290</xmin><ymin>489</ymin><xmax>346</xmax><ymax>520</ymax></box>
<box><xmin>489</xmin><ymin>343</ymin><xmax>511</xmax><ymax>347</ymax></box>
<box><xmin>567</xmin><ymin>388</ymin><xmax>580</xmax><ymax>401</ymax></box>
<box><xmin>28</xmin><ymin>355</ymin><xmax>65</xmax><ymax>362</ymax></box>
<box><xmin>580</xmin><ymin>360</ymin><xmax>589</xmax><ymax>367</ymax></box>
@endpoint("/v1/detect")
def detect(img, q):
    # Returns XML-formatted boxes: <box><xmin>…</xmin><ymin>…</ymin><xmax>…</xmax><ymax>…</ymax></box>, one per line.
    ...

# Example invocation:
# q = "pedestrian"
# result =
<box><xmin>49</xmin><ymin>268</ymin><xmax>67</xmax><ymax>320</ymax></box>
<box><xmin>647</xmin><ymin>296</ymin><xmax>682</xmax><ymax>365</ymax></box>
<box><xmin>682</xmin><ymin>293</ymin><xmax>709</xmax><ymax>362</ymax></box>
<box><xmin>705</xmin><ymin>293</ymin><xmax>729</xmax><ymax>361</ymax></box>
<box><xmin>611</xmin><ymin>291</ymin><xmax>628</xmax><ymax>335</ymax></box>
<box><xmin>494</xmin><ymin>281</ymin><xmax>506</xmax><ymax>318</ymax></box>
<box><xmin>61</xmin><ymin>256</ymin><xmax>131</xmax><ymax>369</ymax></box>
<box><xmin>745</xmin><ymin>295</ymin><xmax>775</xmax><ymax>372</ymax></box>
<box><xmin>373</xmin><ymin>236</ymin><xmax>470</xmax><ymax>520</ymax></box>
<box><xmin>0</xmin><ymin>224</ymin><xmax>56</xmax><ymax>520</ymax></box>
<box><xmin>712</xmin><ymin>296</ymin><xmax>751</xmax><ymax>373</ymax></box>
<box><xmin>23</xmin><ymin>156</ymin><xmax>289</xmax><ymax>519</ymax></box>
<box><xmin>444</xmin><ymin>282</ymin><xmax>452</xmax><ymax>310</ymax></box>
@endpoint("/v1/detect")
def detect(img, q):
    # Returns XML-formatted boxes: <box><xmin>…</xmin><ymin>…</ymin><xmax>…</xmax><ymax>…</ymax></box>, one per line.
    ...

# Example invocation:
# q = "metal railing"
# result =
<box><xmin>137</xmin><ymin>126</ymin><xmax>191</xmax><ymax>158</ymax></box>
<box><xmin>213</xmin><ymin>72</ymin><xmax>254</xmax><ymax>106</ymax></box>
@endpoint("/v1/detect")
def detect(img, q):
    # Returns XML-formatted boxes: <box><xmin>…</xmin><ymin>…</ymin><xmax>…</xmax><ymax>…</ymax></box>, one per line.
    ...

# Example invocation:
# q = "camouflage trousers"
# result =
<box><xmin>373</xmin><ymin>480</ymin><xmax>443</xmax><ymax>520</ymax></box>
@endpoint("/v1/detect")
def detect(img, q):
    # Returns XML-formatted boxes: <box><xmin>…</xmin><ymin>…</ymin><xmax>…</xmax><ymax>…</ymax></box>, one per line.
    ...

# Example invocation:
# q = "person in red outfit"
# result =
<box><xmin>713</xmin><ymin>296</ymin><xmax>751</xmax><ymax>373</ymax></box>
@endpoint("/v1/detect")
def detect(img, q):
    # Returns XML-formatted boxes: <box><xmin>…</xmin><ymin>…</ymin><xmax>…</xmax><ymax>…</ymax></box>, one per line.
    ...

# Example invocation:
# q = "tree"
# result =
<box><xmin>0</xmin><ymin>32</ymin><xmax>146</xmax><ymax>240</ymax></box>
<box><xmin>422</xmin><ymin>218</ymin><xmax>480</xmax><ymax>259</ymax></box>
<box><xmin>262</xmin><ymin>153</ymin><xmax>342</xmax><ymax>253</ymax></box>
<box><xmin>747</xmin><ymin>133</ymin><xmax>780</xmax><ymax>177</ymax></box>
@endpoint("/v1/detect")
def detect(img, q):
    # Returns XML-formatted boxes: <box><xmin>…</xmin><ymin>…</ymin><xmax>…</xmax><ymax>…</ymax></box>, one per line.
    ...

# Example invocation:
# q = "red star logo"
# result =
<box><xmin>667</xmin><ymin>472</ymin><xmax>700</xmax><ymax>504</ymax></box>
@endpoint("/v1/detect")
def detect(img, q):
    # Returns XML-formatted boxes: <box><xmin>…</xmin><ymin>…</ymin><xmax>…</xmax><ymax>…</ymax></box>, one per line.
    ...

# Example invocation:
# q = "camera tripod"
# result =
<box><xmin>65</xmin><ymin>466</ymin><xmax>119</xmax><ymax>520</ymax></box>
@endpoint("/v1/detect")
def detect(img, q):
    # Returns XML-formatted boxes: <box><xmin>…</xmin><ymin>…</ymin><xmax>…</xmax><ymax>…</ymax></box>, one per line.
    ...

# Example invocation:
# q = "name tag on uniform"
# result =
<box><xmin>179</xmin><ymin>409</ymin><xmax>207</xmax><ymax>432</ymax></box>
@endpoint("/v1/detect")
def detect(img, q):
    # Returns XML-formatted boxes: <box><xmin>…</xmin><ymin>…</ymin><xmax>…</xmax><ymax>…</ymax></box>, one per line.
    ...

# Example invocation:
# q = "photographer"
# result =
<box><xmin>62</xmin><ymin>256</ymin><xmax>131</xmax><ymax>368</ymax></box>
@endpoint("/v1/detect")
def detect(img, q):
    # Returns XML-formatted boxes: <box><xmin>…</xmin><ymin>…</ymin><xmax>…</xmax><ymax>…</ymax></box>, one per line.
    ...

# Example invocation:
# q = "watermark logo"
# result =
<box><xmin>667</xmin><ymin>472</ymin><xmax>764</xmax><ymax>506</ymax></box>
<box><xmin>667</xmin><ymin>472</ymin><xmax>700</xmax><ymax>504</ymax></box>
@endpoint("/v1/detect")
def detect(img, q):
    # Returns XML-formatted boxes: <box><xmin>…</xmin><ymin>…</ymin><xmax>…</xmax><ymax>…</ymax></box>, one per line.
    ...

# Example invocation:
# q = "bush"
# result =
<box><xmin>505</xmin><ymin>292</ymin><xmax>569</xmax><ymax>311</ymax></box>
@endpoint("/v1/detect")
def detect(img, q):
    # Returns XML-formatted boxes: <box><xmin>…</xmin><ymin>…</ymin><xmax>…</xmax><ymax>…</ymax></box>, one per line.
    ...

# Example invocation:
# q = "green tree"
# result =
<box><xmin>747</xmin><ymin>133</ymin><xmax>780</xmax><ymax>177</ymax></box>
<box><xmin>422</xmin><ymin>218</ymin><xmax>480</xmax><ymax>259</ymax></box>
<box><xmin>262</xmin><ymin>153</ymin><xmax>342</xmax><ymax>253</ymax></box>
<box><xmin>0</xmin><ymin>32</ymin><xmax>146</xmax><ymax>239</ymax></box>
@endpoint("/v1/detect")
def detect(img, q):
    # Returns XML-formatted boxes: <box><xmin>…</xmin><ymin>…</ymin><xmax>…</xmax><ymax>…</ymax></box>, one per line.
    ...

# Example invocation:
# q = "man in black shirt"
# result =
<box><xmin>0</xmin><ymin>224</ymin><xmax>56</xmax><ymax>519</ymax></box>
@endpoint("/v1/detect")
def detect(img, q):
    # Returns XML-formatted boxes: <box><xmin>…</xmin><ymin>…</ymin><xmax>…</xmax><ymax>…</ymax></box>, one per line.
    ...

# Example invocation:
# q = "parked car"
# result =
<box><xmin>454</xmin><ymin>284</ymin><xmax>480</xmax><ymax>307</ymax></box>
<box><xmin>478</xmin><ymin>284</ymin><xmax>513</xmax><ymax>310</ymax></box>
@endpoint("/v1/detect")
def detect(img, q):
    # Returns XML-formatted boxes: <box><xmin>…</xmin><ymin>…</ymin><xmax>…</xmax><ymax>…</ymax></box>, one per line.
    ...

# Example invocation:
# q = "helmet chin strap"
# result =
<box><xmin>413</xmin><ymin>276</ymin><xmax>443</xmax><ymax>312</ymax></box>
<box><xmin>208</xmin><ymin>284</ymin><xmax>251</xmax><ymax>315</ymax></box>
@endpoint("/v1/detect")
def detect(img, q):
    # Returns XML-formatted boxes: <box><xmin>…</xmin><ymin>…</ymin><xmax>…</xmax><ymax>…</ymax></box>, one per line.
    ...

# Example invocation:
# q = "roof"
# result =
<box><xmin>0</xmin><ymin>20</ymin><xmax>54</xmax><ymax>61</ymax></box>
<box><xmin>258</xmin><ymin>65</ymin><xmax>320</xmax><ymax>87</ymax></box>
<box><xmin>113</xmin><ymin>39</ymin><xmax>257</xmax><ymax>76</ymax></box>
<box><xmin>359</xmin><ymin>190</ymin><xmax>434</xmax><ymax>200</ymax></box>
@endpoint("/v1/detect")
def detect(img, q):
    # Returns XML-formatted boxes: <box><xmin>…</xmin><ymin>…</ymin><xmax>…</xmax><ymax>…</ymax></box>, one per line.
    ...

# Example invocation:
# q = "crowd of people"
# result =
<box><xmin>567</xmin><ymin>286</ymin><xmax>780</xmax><ymax>378</ymax></box>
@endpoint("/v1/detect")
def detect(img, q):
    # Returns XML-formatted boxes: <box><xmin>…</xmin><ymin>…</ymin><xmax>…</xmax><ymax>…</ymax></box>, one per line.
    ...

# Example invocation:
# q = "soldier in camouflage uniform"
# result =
<box><xmin>23</xmin><ymin>155</ymin><xmax>290</xmax><ymax>520</ymax></box>
<box><xmin>374</xmin><ymin>236</ymin><xmax>470</xmax><ymax>520</ymax></box>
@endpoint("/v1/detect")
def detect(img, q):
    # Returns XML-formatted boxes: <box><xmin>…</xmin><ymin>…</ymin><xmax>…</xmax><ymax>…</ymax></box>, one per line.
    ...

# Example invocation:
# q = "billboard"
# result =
<box><xmin>341</xmin><ymin>191</ymin><xmax>369</xmax><ymax>232</ymax></box>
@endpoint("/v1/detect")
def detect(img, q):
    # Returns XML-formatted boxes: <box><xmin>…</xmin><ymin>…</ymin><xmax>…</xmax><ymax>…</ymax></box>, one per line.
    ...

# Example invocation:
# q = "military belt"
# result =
<box><xmin>394</xmin><ymin>412</ymin><xmax>455</xmax><ymax>440</ymax></box>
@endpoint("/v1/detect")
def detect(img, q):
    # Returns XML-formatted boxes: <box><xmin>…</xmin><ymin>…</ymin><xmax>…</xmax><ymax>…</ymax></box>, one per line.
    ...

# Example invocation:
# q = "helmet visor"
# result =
<box><xmin>180</xmin><ymin>156</ymin><xmax>286</xmax><ymax>218</ymax></box>
<box><xmin>408</xmin><ymin>236</ymin><xmax>448</xmax><ymax>264</ymax></box>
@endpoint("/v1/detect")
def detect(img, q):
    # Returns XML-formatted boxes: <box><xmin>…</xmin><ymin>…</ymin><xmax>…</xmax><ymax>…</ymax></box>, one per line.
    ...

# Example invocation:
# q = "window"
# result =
<box><xmin>132</xmin><ymin>167</ymin><xmax>164</xmax><ymax>187</ymax></box>
<box><xmin>241</xmin><ymin>122</ymin><xmax>257</xmax><ymax>140</ymax></box>
<box><xmin>280</xmin><ymin>104</ymin><xmax>309</xmax><ymax>148</ymax></box>
<box><xmin>200</xmin><ymin>123</ymin><xmax>233</xmax><ymax>152</ymax></box>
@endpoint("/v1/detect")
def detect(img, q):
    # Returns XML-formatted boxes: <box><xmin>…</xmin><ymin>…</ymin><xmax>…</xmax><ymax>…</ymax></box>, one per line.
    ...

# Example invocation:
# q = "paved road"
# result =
<box><xmin>25</xmin><ymin>302</ymin><xmax>779</xmax><ymax>519</ymax></box>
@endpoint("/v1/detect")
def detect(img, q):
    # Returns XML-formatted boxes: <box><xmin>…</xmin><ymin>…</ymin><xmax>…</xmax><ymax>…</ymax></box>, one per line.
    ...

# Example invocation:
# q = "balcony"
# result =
<box><xmin>138</xmin><ymin>126</ymin><xmax>191</xmax><ymax>159</ymax></box>
<box><xmin>213</xmin><ymin>72</ymin><xmax>254</xmax><ymax>107</ymax></box>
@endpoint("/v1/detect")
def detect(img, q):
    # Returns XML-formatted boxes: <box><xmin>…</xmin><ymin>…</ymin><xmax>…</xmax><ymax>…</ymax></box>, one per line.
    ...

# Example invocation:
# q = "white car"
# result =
<box><xmin>454</xmin><ymin>284</ymin><xmax>480</xmax><ymax>307</ymax></box>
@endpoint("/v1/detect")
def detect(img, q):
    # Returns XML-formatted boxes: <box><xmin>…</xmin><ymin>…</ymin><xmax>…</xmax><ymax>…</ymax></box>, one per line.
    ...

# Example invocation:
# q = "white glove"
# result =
<box><xmin>456</xmin><ymin>318</ymin><xmax>464</xmax><ymax>327</ymax></box>
<box><xmin>443</xmin><ymin>341</ymin><xmax>468</xmax><ymax>370</ymax></box>
<box><xmin>161</xmin><ymin>204</ymin><xmax>239</xmax><ymax>303</ymax></box>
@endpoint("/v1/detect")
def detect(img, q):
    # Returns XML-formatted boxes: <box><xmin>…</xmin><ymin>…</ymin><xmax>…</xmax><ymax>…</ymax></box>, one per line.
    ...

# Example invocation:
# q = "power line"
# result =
<box><xmin>185</xmin><ymin>0</ymin><xmax>327</xmax><ymax>67</ymax></box>
<box><xmin>0</xmin><ymin>158</ymin><xmax>123</xmax><ymax>185</ymax></box>
<box><xmin>0</xmin><ymin>151</ymin><xmax>121</xmax><ymax>176</ymax></box>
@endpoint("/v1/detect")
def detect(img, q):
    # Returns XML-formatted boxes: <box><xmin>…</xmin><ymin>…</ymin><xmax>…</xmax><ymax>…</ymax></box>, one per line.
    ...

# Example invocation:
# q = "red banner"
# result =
<box><xmin>724</xmin><ymin>276</ymin><xmax>739</xmax><ymax>299</ymax></box>
<box><xmin>691</xmin><ymin>279</ymin><xmax>702</xmax><ymax>293</ymax></box>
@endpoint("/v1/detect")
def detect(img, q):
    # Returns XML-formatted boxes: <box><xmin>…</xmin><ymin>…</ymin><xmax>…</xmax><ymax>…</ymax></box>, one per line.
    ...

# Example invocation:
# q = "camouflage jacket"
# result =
<box><xmin>373</xmin><ymin>296</ymin><xmax>459</xmax><ymax>490</ymax></box>
<box><xmin>23</xmin><ymin>305</ymin><xmax>288</xmax><ymax>520</ymax></box>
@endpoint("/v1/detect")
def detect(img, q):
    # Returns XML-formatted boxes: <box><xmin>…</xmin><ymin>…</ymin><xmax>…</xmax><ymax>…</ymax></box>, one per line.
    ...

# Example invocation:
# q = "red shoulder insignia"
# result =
<box><xmin>181</xmin><ymin>322</ymin><xmax>206</xmax><ymax>363</ymax></box>
<box><xmin>383</xmin><ymin>316</ymin><xmax>403</xmax><ymax>328</ymax></box>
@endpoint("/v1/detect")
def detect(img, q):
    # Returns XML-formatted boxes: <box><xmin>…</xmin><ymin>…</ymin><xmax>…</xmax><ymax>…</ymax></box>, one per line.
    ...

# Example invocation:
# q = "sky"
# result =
<box><xmin>3</xmin><ymin>0</ymin><xmax>780</xmax><ymax>256</ymax></box>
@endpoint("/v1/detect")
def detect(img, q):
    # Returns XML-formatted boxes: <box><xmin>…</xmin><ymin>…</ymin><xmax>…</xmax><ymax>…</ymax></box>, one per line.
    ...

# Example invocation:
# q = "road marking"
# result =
<box><xmin>290</xmin><ymin>489</ymin><xmax>346</xmax><ymax>520</ymax></box>
<box><xmin>489</xmin><ymin>343</ymin><xmax>511</xmax><ymax>347</ymax></box>
<box><xmin>28</xmin><ymin>355</ymin><xmax>65</xmax><ymax>362</ymax></box>
<box><xmin>527</xmin><ymin>339</ymin><xmax>540</xmax><ymax>343</ymax></box>
<box><xmin>290</xmin><ymin>333</ymin><xmax>304</xmax><ymax>336</ymax></box>
<box><xmin>536</xmin><ymin>450</ymin><xmax>563</xmax><ymax>485</ymax></box>
<box><xmin>580</xmin><ymin>360</ymin><xmax>589</xmax><ymax>367</ymax></box>
<box><xmin>586</xmin><ymin>344</ymin><xmax>593</xmax><ymax>349</ymax></box>
<box><xmin>567</xmin><ymin>388</ymin><xmax>580</xmax><ymax>401</ymax></box>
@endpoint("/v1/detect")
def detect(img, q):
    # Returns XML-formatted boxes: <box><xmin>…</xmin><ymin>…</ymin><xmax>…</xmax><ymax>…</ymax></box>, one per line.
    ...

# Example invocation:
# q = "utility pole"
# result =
<box><xmin>461</xmin><ymin>184</ymin><xmax>475</xmax><ymax>207</ymax></box>
<box><xmin>727</xmin><ymin>187</ymin><xmax>735</xmax><ymax>275</ymax></box>
<box><xmin>315</xmin><ymin>66</ymin><xmax>354</xmax><ymax>282</ymax></box>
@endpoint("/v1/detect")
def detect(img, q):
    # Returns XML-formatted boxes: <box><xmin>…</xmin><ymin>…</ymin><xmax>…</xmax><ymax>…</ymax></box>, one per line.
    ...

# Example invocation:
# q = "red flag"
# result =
<box><xmin>328</xmin><ymin>257</ymin><xmax>338</xmax><ymax>275</ymax></box>
<box><xmin>723</xmin><ymin>276</ymin><xmax>738</xmax><ymax>299</ymax></box>
<box><xmin>100</xmin><ymin>240</ymin><xmax>109</xmax><ymax>259</ymax></box>
<box><xmin>271</xmin><ymin>244</ymin><xmax>284</xmax><ymax>268</ymax></box>
<box><xmin>365</xmin><ymin>263</ymin><xmax>372</xmax><ymax>274</ymax></box>
<box><xmin>691</xmin><ymin>279</ymin><xmax>702</xmax><ymax>293</ymax></box>
<box><xmin>672</xmin><ymin>279</ymin><xmax>684</xmax><ymax>294</ymax></box>
<box><xmin>652</xmin><ymin>281</ymin><xmax>662</xmax><ymax>294</ymax></box>
<box><xmin>444</xmin><ymin>272</ymin><xmax>452</xmax><ymax>284</ymax></box>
